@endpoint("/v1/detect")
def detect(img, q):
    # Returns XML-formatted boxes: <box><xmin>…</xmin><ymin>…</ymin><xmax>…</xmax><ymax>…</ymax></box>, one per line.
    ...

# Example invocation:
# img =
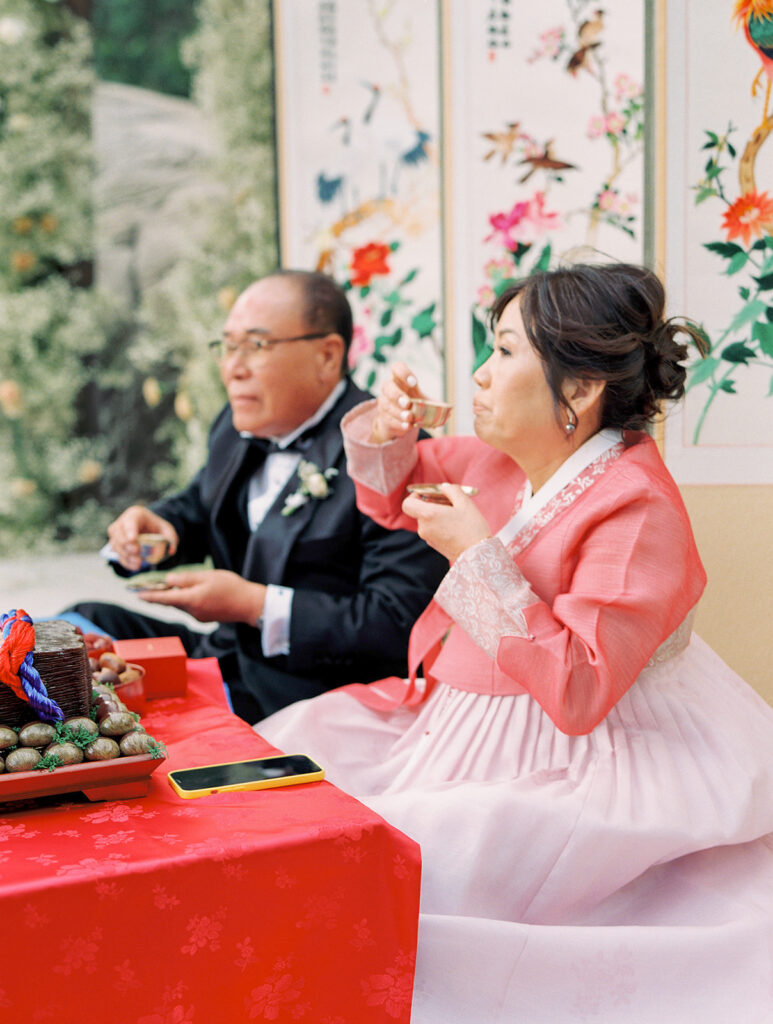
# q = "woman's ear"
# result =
<box><xmin>564</xmin><ymin>376</ymin><xmax>606</xmax><ymax>417</ymax></box>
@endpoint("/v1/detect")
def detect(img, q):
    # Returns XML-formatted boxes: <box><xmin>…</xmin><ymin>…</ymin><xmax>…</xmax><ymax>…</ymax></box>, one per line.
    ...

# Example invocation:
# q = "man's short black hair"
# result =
<box><xmin>271</xmin><ymin>269</ymin><xmax>353</xmax><ymax>374</ymax></box>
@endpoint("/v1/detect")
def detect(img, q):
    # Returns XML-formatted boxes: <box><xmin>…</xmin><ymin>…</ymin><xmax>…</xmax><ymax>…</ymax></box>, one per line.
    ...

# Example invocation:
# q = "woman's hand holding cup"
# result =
<box><xmin>370</xmin><ymin>362</ymin><xmax>425</xmax><ymax>443</ymax></box>
<box><xmin>402</xmin><ymin>484</ymin><xmax>490</xmax><ymax>563</ymax></box>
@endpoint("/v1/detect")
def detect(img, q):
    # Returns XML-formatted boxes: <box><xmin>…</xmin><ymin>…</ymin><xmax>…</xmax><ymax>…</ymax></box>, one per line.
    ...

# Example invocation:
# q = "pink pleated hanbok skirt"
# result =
<box><xmin>257</xmin><ymin>634</ymin><xmax>773</xmax><ymax>1023</ymax></box>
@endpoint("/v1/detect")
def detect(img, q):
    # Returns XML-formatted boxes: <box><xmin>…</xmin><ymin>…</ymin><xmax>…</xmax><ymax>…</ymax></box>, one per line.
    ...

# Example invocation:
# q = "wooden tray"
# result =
<box><xmin>0</xmin><ymin>753</ymin><xmax>166</xmax><ymax>804</ymax></box>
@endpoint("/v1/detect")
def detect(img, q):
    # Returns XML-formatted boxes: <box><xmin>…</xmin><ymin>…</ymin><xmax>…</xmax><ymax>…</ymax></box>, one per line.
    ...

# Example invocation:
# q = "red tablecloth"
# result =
<box><xmin>0</xmin><ymin>660</ymin><xmax>421</xmax><ymax>1023</ymax></box>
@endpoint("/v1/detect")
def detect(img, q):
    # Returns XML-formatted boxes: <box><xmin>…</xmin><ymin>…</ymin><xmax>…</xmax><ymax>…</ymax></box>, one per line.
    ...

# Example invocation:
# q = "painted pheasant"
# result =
<box><xmin>734</xmin><ymin>0</ymin><xmax>773</xmax><ymax>122</ymax></box>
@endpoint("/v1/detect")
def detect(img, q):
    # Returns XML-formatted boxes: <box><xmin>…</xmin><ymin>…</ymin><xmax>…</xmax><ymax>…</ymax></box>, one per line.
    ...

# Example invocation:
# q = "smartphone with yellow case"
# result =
<box><xmin>167</xmin><ymin>753</ymin><xmax>324</xmax><ymax>799</ymax></box>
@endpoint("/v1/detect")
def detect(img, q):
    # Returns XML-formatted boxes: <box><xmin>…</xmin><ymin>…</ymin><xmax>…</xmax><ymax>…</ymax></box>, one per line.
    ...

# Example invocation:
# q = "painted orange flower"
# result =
<box><xmin>350</xmin><ymin>242</ymin><xmax>391</xmax><ymax>286</ymax></box>
<box><xmin>722</xmin><ymin>190</ymin><xmax>773</xmax><ymax>247</ymax></box>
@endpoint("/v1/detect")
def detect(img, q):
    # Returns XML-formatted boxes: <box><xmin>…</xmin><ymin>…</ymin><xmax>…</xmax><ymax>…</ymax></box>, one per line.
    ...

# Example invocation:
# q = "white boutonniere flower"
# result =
<box><xmin>281</xmin><ymin>460</ymin><xmax>339</xmax><ymax>516</ymax></box>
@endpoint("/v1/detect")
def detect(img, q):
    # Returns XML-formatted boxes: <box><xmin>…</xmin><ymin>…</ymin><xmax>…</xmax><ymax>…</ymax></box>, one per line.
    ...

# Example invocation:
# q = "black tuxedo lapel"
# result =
<box><xmin>211</xmin><ymin>438</ymin><xmax>268</xmax><ymax>569</ymax></box>
<box><xmin>243</xmin><ymin>417</ymin><xmax>346</xmax><ymax>585</ymax></box>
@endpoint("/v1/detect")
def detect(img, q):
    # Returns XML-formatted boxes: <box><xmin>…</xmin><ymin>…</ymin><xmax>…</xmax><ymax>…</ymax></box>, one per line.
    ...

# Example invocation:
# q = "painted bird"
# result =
<box><xmin>567</xmin><ymin>8</ymin><xmax>604</xmax><ymax>76</ymax></box>
<box><xmin>518</xmin><ymin>140</ymin><xmax>577</xmax><ymax>184</ymax></box>
<box><xmin>481</xmin><ymin>122</ymin><xmax>522</xmax><ymax>164</ymax></box>
<box><xmin>734</xmin><ymin>0</ymin><xmax>773</xmax><ymax>123</ymax></box>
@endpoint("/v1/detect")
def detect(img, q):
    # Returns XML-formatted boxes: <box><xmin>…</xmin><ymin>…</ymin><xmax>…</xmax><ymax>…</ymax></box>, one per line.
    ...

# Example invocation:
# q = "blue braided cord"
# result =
<box><xmin>18</xmin><ymin>659</ymin><xmax>64</xmax><ymax>721</ymax></box>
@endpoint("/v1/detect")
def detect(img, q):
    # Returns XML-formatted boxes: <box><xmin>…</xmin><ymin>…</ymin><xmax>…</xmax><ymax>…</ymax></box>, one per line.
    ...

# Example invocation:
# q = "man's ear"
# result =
<box><xmin>317</xmin><ymin>333</ymin><xmax>345</xmax><ymax>382</ymax></box>
<box><xmin>564</xmin><ymin>376</ymin><xmax>606</xmax><ymax>418</ymax></box>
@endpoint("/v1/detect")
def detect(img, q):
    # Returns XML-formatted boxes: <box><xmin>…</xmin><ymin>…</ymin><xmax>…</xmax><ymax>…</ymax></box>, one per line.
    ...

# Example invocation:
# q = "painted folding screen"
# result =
<box><xmin>664</xmin><ymin>0</ymin><xmax>773</xmax><ymax>483</ymax></box>
<box><xmin>274</xmin><ymin>0</ymin><xmax>647</xmax><ymax>431</ymax></box>
<box><xmin>273</xmin><ymin>0</ymin><xmax>445</xmax><ymax>401</ymax></box>
<box><xmin>445</xmin><ymin>0</ymin><xmax>647</xmax><ymax>431</ymax></box>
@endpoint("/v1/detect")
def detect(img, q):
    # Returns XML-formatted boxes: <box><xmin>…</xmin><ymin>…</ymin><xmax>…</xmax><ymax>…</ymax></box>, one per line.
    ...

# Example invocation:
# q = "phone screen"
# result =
<box><xmin>168</xmin><ymin>754</ymin><xmax>323</xmax><ymax>793</ymax></box>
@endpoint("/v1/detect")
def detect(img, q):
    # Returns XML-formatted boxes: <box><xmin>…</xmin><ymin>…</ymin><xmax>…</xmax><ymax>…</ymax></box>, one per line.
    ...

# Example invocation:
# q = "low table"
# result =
<box><xmin>0</xmin><ymin>659</ymin><xmax>421</xmax><ymax>1022</ymax></box>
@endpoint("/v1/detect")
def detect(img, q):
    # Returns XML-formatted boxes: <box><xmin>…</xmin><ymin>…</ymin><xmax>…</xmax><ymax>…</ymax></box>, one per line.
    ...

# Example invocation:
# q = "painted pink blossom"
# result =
<box><xmin>348</xmin><ymin>324</ymin><xmax>373</xmax><ymax>369</ymax></box>
<box><xmin>605</xmin><ymin>112</ymin><xmax>626</xmax><ymax>136</ymax></box>
<box><xmin>485</xmin><ymin>192</ymin><xmax>563</xmax><ymax>249</ymax></box>
<box><xmin>484</xmin><ymin>257</ymin><xmax>512</xmax><ymax>277</ymax></box>
<box><xmin>477</xmin><ymin>284</ymin><xmax>496</xmax><ymax>308</ymax></box>
<box><xmin>598</xmin><ymin>189</ymin><xmax>618</xmax><ymax>212</ymax></box>
<box><xmin>587</xmin><ymin>115</ymin><xmax>606</xmax><ymax>139</ymax></box>
<box><xmin>614</xmin><ymin>73</ymin><xmax>642</xmax><ymax>100</ymax></box>
<box><xmin>527</xmin><ymin>25</ymin><xmax>565</xmax><ymax>62</ymax></box>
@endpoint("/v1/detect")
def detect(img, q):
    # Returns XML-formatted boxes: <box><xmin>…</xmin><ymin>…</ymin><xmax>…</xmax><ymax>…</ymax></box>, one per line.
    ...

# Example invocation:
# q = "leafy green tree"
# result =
<box><xmin>92</xmin><ymin>0</ymin><xmax>197</xmax><ymax>97</ymax></box>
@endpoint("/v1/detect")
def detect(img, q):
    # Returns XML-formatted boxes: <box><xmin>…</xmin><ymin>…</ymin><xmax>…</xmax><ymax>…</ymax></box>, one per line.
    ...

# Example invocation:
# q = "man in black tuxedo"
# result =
<box><xmin>71</xmin><ymin>270</ymin><xmax>447</xmax><ymax>722</ymax></box>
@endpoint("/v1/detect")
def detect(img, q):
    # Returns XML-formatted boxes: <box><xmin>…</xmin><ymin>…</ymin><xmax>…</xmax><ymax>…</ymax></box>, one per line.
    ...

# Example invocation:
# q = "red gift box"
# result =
<box><xmin>113</xmin><ymin>636</ymin><xmax>187</xmax><ymax>699</ymax></box>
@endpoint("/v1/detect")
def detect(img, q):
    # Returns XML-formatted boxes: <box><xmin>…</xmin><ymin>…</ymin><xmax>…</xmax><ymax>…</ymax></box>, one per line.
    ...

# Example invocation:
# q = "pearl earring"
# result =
<box><xmin>565</xmin><ymin>412</ymin><xmax>576</xmax><ymax>434</ymax></box>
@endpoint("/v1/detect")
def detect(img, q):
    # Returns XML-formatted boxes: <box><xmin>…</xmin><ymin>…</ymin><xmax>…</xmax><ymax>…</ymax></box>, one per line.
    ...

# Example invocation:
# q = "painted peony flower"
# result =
<box><xmin>485</xmin><ymin>192</ymin><xmax>562</xmax><ymax>249</ymax></box>
<box><xmin>722</xmin><ymin>190</ymin><xmax>773</xmax><ymax>248</ymax></box>
<box><xmin>350</xmin><ymin>242</ymin><xmax>392</xmax><ymax>287</ymax></box>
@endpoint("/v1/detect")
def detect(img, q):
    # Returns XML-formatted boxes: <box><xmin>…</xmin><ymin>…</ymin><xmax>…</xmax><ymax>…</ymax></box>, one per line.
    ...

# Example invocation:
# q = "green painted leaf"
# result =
<box><xmin>472</xmin><ymin>314</ymin><xmax>493</xmax><ymax>371</ymax></box>
<box><xmin>493</xmin><ymin>277</ymin><xmax>518</xmax><ymax>296</ymax></box>
<box><xmin>719</xmin><ymin>379</ymin><xmax>737</xmax><ymax>393</ymax></box>
<box><xmin>359</xmin><ymin>285</ymin><xmax>371</xmax><ymax>298</ymax></box>
<box><xmin>374</xmin><ymin>328</ymin><xmax>403</xmax><ymax>350</ymax></box>
<box><xmin>533</xmin><ymin>244</ymin><xmax>552</xmax><ymax>272</ymax></box>
<box><xmin>753</xmin><ymin>320</ymin><xmax>773</xmax><ymax>357</ymax></box>
<box><xmin>739</xmin><ymin>286</ymin><xmax>750</xmax><ymax>301</ymax></box>
<box><xmin>721</xmin><ymin>341</ymin><xmax>755</xmax><ymax>364</ymax></box>
<box><xmin>727</xmin><ymin>251</ymin><xmax>748</xmax><ymax>275</ymax></box>
<box><xmin>380</xmin><ymin>308</ymin><xmax>393</xmax><ymax>327</ymax></box>
<box><xmin>729</xmin><ymin>299</ymin><xmax>768</xmax><ymax>331</ymax></box>
<box><xmin>400</xmin><ymin>268</ymin><xmax>418</xmax><ymax>286</ymax></box>
<box><xmin>366</xmin><ymin>369</ymin><xmax>376</xmax><ymax>390</ymax></box>
<box><xmin>511</xmin><ymin>243</ymin><xmax>531</xmax><ymax>265</ymax></box>
<box><xmin>755</xmin><ymin>273</ymin><xmax>773</xmax><ymax>291</ymax></box>
<box><xmin>411</xmin><ymin>303</ymin><xmax>436</xmax><ymax>339</ymax></box>
<box><xmin>727</xmin><ymin>142</ymin><xmax>737</xmax><ymax>158</ymax></box>
<box><xmin>472</xmin><ymin>313</ymin><xmax>488</xmax><ymax>356</ymax></box>
<box><xmin>752</xmin><ymin>238</ymin><xmax>768</xmax><ymax>251</ymax></box>
<box><xmin>687</xmin><ymin>356</ymin><xmax>719</xmax><ymax>387</ymax></box>
<box><xmin>704</xmin><ymin>241</ymin><xmax>744</xmax><ymax>258</ymax></box>
<box><xmin>695</xmin><ymin>187</ymin><xmax>715</xmax><ymax>205</ymax></box>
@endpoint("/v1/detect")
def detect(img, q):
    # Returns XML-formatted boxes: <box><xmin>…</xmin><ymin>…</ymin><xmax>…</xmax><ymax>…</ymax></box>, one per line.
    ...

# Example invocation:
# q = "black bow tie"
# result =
<box><xmin>246</xmin><ymin>431</ymin><xmax>316</xmax><ymax>456</ymax></box>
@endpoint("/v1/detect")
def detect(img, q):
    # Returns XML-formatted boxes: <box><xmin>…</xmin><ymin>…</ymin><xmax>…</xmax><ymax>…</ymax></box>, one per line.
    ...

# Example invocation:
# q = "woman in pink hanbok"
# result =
<box><xmin>258</xmin><ymin>262</ymin><xmax>773</xmax><ymax>1023</ymax></box>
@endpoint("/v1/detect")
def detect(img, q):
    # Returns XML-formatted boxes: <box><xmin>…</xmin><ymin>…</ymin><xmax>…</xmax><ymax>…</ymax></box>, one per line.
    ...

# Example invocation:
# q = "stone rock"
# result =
<box><xmin>92</xmin><ymin>80</ymin><xmax>226</xmax><ymax>306</ymax></box>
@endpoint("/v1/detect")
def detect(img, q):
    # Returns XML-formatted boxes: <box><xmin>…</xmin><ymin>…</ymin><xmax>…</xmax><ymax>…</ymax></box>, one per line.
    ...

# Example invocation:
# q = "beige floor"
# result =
<box><xmin>2</xmin><ymin>552</ymin><xmax>202</xmax><ymax>629</ymax></box>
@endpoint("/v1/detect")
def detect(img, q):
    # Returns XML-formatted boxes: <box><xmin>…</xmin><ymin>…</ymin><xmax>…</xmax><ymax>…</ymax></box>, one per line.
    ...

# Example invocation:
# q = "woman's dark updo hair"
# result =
<box><xmin>488</xmin><ymin>262</ymin><xmax>708</xmax><ymax>431</ymax></box>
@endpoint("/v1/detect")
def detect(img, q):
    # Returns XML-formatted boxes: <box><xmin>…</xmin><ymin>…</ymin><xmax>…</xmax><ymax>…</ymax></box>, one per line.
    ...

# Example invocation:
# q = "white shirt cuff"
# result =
<box><xmin>260</xmin><ymin>584</ymin><xmax>294</xmax><ymax>657</ymax></box>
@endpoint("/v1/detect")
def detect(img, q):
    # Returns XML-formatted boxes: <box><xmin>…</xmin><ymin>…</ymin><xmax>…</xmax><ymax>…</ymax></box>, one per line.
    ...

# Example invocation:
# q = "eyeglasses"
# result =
<box><xmin>209</xmin><ymin>331</ymin><xmax>329</xmax><ymax>362</ymax></box>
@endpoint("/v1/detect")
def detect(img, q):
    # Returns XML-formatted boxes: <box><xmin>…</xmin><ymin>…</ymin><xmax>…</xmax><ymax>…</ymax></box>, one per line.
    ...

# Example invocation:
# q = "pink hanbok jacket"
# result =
<box><xmin>341</xmin><ymin>401</ymin><xmax>706</xmax><ymax>735</ymax></box>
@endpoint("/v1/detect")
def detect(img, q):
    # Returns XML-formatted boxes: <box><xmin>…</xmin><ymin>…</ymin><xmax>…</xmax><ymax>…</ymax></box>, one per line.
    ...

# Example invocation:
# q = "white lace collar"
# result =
<box><xmin>496</xmin><ymin>428</ymin><xmax>623</xmax><ymax>547</ymax></box>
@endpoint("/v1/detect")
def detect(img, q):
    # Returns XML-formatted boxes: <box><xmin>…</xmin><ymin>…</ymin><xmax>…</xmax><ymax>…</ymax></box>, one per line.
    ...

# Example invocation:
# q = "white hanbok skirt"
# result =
<box><xmin>257</xmin><ymin>635</ymin><xmax>773</xmax><ymax>1023</ymax></box>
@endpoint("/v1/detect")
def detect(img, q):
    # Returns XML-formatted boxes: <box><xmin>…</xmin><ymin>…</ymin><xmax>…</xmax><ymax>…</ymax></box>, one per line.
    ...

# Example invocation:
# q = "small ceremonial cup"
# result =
<box><xmin>137</xmin><ymin>533</ymin><xmax>169</xmax><ymax>565</ymax></box>
<box><xmin>406</xmin><ymin>483</ymin><xmax>479</xmax><ymax>506</ymax></box>
<box><xmin>409</xmin><ymin>398</ymin><xmax>453</xmax><ymax>430</ymax></box>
